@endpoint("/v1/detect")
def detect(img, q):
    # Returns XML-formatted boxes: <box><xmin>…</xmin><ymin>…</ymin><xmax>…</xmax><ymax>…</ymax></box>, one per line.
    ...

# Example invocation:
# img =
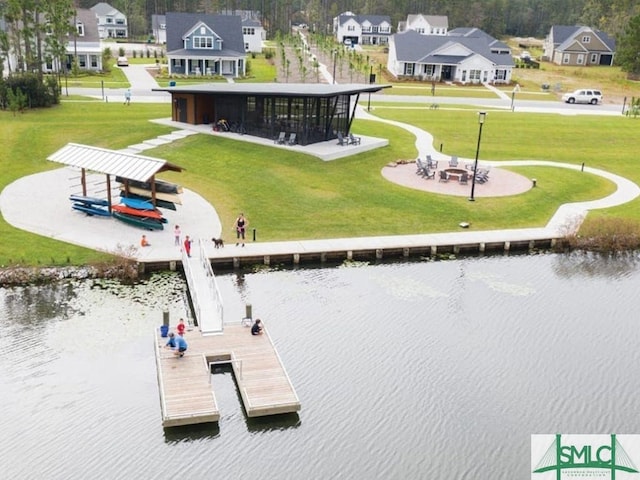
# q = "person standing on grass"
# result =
<box><xmin>234</xmin><ymin>213</ymin><xmax>247</xmax><ymax>247</ymax></box>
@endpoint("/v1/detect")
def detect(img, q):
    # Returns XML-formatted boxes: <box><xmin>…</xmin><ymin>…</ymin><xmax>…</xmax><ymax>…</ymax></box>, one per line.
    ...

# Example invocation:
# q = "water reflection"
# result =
<box><xmin>552</xmin><ymin>251</ymin><xmax>640</xmax><ymax>278</ymax></box>
<box><xmin>163</xmin><ymin>423</ymin><xmax>220</xmax><ymax>444</ymax></box>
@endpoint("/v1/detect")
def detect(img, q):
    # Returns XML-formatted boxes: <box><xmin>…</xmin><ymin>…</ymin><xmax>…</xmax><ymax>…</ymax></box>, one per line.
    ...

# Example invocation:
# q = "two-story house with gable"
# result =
<box><xmin>387</xmin><ymin>28</ymin><xmax>513</xmax><ymax>84</ymax></box>
<box><xmin>219</xmin><ymin>9</ymin><xmax>265</xmax><ymax>52</ymax></box>
<box><xmin>333</xmin><ymin>11</ymin><xmax>392</xmax><ymax>45</ymax></box>
<box><xmin>397</xmin><ymin>14</ymin><xmax>448</xmax><ymax>35</ymax></box>
<box><xmin>90</xmin><ymin>2</ymin><xmax>127</xmax><ymax>39</ymax></box>
<box><xmin>61</xmin><ymin>8</ymin><xmax>103</xmax><ymax>72</ymax></box>
<box><xmin>166</xmin><ymin>12</ymin><xmax>246</xmax><ymax>77</ymax></box>
<box><xmin>544</xmin><ymin>25</ymin><xmax>615</xmax><ymax>66</ymax></box>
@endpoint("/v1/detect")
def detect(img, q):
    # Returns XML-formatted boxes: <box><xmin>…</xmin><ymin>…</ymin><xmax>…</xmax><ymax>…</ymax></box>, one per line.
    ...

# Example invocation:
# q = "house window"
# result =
<box><xmin>417</xmin><ymin>28</ymin><xmax>424</xmax><ymax>34</ymax></box>
<box><xmin>243</xmin><ymin>27</ymin><xmax>255</xmax><ymax>35</ymax></box>
<box><xmin>90</xmin><ymin>55</ymin><xmax>98</xmax><ymax>68</ymax></box>
<box><xmin>404</xmin><ymin>63</ymin><xmax>414</xmax><ymax>75</ymax></box>
<box><xmin>380</xmin><ymin>26</ymin><xmax>389</xmax><ymax>33</ymax></box>
<box><xmin>470</xmin><ymin>69</ymin><xmax>481</xmax><ymax>82</ymax></box>
<box><xmin>562</xmin><ymin>53</ymin><xmax>570</xmax><ymax>64</ymax></box>
<box><xmin>347</xmin><ymin>25</ymin><xmax>355</xmax><ymax>31</ymax></box>
<box><xmin>245</xmin><ymin>43</ymin><xmax>249</xmax><ymax>50</ymax></box>
<box><xmin>193</xmin><ymin>36</ymin><xmax>213</xmax><ymax>49</ymax></box>
<box><xmin>78</xmin><ymin>55</ymin><xmax>86</xmax><ymax>68</ymax></box>
<box><xmin>582</xmin><ymin>36</ymin><xmax>590</xmax><ymax>43</ymax></box>
<box><xmin>423</xmin><ymin>64</ymin><xmax>435</xmax><ymax>76</ymax></box>
<box><xmin>461</xmin><ymin>70</ymin><xmax>466</xmax><ymax>82</ymax></box>
<box><xmin>76</xmin><ymin>23</ymin><xmax>84</xmax><ymax>36</ymax></box>
<box><xmin>200</xmin><ymin>27</ymin><xmax>206</xmax><ymax>34</ymax></box>
<box><xmin>160</xmin><ymin>24</ymin><xmax>166</xmax><ymax>30</ymax></box>
<box><xmin>495</xmin><ymin>69</ymin><xmax>506</xmax><ymax>80</ymax></box>
<box><xmin>107</xmin><ymin>18</ymin><xmax>113</xmax><ymax>24</ymax></box>
<box><xmin>591</xmin><ymin>53</ymin><xmax>598</xmax><ymax>63</ymax></box>
<box><xmin>577</xmin><ymin>54</ymin><xmax>585</xmax><ymax>65</ymax></box>
<box><xmin>372</xmin><ymin>26</ymin><xmax>378</xmax><ymax>33</ymax></box>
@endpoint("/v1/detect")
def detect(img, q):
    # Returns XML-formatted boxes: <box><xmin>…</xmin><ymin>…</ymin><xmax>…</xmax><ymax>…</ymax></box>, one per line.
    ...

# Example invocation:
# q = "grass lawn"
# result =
<box><xmin>0</xmin><ymin>100</ymin><xmax>637</xmax><ymax>267</ymax></box>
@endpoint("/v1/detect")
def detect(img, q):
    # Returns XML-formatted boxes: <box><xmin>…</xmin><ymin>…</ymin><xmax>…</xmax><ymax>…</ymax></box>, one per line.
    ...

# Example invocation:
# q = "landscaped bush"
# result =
<box><xmin>0</xmin><ymin>73</ymin><xmax>59</xmax><ymax>110</ymax></box>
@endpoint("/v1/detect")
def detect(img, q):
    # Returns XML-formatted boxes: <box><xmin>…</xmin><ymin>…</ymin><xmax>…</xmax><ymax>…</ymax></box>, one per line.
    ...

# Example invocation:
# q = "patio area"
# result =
<box><xmin>381</xmin><ymin>161</ymin><xmax>534</xmax><ymax>197</ymax></box>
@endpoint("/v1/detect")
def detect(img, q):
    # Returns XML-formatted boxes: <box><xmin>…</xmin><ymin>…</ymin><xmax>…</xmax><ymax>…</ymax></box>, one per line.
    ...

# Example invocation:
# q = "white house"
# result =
<box><xmin>333</xmin><ymin>11</ymin><xmax>392</xmax><ymax>45</ymax></box>
<box><xmin>90</xmin><ymin>2</ymin><xmax>127</xmax><ymax>39</ymax></box>
<box><xmin>387</xmin><ymin>28</ymin><xmax>514</xmax><ymax>84</ymax></box>
<box><xmin>218</xmin><ymin>9</ymin><xmax>265</xmax><ymax>52</ymax></box>
<box><xmin>151</xmin><ymin>14</ymin><xmax>166</xmax><ymax>44</ymax></box>
<box><xmin>398</xmin><ymin>14</ymin><xmax>448</xmax><ymax>35</ymax></box>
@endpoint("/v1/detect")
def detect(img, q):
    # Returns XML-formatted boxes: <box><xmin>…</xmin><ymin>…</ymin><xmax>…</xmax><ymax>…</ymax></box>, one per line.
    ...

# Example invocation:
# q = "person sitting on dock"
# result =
<box><xmin>165</xmin><ymin>332</ymin><xmax>177</xmax><ymax>349</ymax></box>
<box><xmin>251</xmin><ymin>319</ymin><xmax>263</xmax><ymax>336</ymax></box>
<box><xmin>140</xmin><ymin>235</ymin><xmax>150</xmax><ymax>247</ymax></box>
<box><xmin>174</xmin><ymin>335</ymin><xmax>188</xmax><ymax>357</ymax></box>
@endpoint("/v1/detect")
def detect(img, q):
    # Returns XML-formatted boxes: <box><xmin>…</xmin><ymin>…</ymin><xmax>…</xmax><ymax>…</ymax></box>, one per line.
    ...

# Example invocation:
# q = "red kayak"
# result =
<box><xmin>112</xmin><ymin>204</ymin><xmax>164</xmax><ymax>220</ymax></box>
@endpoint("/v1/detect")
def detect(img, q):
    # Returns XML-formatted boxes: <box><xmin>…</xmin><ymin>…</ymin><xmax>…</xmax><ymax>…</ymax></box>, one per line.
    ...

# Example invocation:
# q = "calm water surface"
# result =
<box><xmin>1</xmin><ymin>253</ymin><xmax>639</xmax><ymax>480</ymax></box>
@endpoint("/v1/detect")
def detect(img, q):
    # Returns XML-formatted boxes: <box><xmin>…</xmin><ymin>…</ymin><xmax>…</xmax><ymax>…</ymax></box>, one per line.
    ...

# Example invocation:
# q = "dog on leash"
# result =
<box><xmin>212</xmin><ymin>237</ymin><xmax>224</xmax><ymax>248</ymax></box>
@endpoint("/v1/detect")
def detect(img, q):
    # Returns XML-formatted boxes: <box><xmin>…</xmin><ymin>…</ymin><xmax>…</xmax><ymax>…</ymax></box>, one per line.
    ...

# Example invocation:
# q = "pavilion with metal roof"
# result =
<box><xmin>47</xmin><ymin>143</ymin><xmax>184</xmax><ymax>208</ymax></box>
<box><xmin>153</xmin><ymin>82</ymin><xmax>390</xmax><ymax>146</ymax></box>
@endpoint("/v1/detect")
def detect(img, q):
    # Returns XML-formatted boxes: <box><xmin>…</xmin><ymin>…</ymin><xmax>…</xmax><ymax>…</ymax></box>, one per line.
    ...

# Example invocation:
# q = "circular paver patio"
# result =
<box><xmin>381</xmin><ymin>162</ymin><xmax>534</xmax><ymax>197</ymax></box>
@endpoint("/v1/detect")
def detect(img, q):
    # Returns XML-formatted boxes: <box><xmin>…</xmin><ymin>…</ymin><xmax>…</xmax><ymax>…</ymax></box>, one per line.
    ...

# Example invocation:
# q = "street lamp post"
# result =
<box><xmin>468</xmin><ymin>111</ymin><xmax>487</xmax><ymax>202</ymax></box>
<box><xmin>332</xmin><ymin>49</ymin><xmax>337</xmax><ymax>84</ymax></box>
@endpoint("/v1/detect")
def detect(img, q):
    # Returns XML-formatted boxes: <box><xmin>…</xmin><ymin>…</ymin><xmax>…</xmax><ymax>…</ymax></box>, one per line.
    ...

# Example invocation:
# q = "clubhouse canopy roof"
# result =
<box><xmin>47</xmin><ymin>143</ymin><xmax>183</xmax><ymax>182</ymax></box>
<box><xmin>153</xmin><ymin>82</ymin><xmax>390</xmax><ymax>96</ymax></box>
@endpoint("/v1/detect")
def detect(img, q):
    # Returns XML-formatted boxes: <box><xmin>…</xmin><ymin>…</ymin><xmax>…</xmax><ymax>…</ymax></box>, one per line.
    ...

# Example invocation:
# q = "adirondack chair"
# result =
<box><xmin>337</xmin><ymin>132</ymin><xmax>347</xmax><ymax>146</ymax></box>
<box><xmin>274</xmin><ymin>131</ymin><xmax>286</xmax><ymax>144</ymax></box>
<box><xmin>438</xmin><ymin>170</ymin><xmax>449</xmax><ymax>182</ymax></box>
<box><xmin>348</xmin><ymin>133</ymin><xmax>361</xmax><ymax>145</ymax></box>
<box><xmin>287</xmin><ymin>133</ymin><xmax>297</xmax><ymax>145</ymax></box>
<box><xmin>449</xmin><ymin>156</ymin><xmax>459</xmax><ymax>167</ymax></box>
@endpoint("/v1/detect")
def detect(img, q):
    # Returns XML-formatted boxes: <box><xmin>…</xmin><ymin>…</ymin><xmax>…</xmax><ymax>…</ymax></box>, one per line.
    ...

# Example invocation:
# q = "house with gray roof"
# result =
<box><xmin>333</xmin><ymin>11</ymin><xmax>392</xmax><ymax>45</ymax></box>
<box><xmin>90</xmin><ymin>2</ymin><xmax>127</xmax><ymax>39</ymax></box>
<box><xmin>166</xmin><ymin>12</ymin><xmax>246</xmax><ymax>77</ymax></box>
<box><xmin>61</xmin><ymin>8</ymin><xmax>103</xmax><ymax>72</ymax></box>
<box><xmin>387</xmin><ymin>29</ymin><xmax>514</xmax><ymax>84</ymax></box>
<box><xmin>398</xmin><ymin>14</ymin><xmax>448</xmax><ymax>36</ymax></box>
<box><xmin>544</xmin><ymin>25</ymin><xmax>615</xmax><ymax>66</ymax></box>
<box><xmin>219</xmin><ymin>9</ymin><xmax>265</xmax><ymax>52</ymax></box>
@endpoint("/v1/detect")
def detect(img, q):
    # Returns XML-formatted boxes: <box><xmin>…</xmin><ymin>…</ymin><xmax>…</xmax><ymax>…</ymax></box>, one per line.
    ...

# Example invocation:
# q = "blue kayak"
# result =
<box><xmin>120</xmin><ymin>196</ymin><xmax>155</xmax><ymax>211</ymax></box>
<box><xmin>69</xmin><ymin>195</ymin><xmax>110</xmax><ymax>207</ymax></box>
<box><xmin>72</xmin><ymin>203</ymin><xmax>111</xmax><ymax>217</ymax></box>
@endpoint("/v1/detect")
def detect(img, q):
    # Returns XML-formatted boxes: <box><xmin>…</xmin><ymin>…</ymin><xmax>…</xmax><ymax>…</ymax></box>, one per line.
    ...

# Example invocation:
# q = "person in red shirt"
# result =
<box><xmin>177</xmin><ymin>318</ymin><xmax>186</xmax><ymax>336</ymax></box>
<box><xmin>184</xmin><ymin>235</ymin><xmax>192</xmax><ymax>257</ymax></box>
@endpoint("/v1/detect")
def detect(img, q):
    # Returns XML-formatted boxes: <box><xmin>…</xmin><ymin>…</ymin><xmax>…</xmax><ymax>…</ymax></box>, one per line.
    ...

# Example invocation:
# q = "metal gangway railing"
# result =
<box><xmin>181</xmin><ymin>238</ymin><xmax>224</xmax><ymax>334</ymax></box>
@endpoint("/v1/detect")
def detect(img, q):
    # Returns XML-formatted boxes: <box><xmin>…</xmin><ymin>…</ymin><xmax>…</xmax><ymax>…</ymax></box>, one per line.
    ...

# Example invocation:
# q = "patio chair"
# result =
<box><xmin>459</xmin><ymin>172</ymin><xmax>469</xmax><ymax>185</ymax></box>
<box><xmin>423</xmin><ymin>168</ymin><xmax>436</xmax><ymax>180</ymax></box>
<box><xmin>438</xmin><ymin>170</ymin><xmax>449</xmax><ymax>182</ymax></box>
<box><xmin>287</xmin><ymin>133</ymin><xmax>297</xmax><ymax>145</ymax></box>
<box><xmin>448</xmin><ymin>156</ymin><xmax>459</xmax><ymax>168</ymax></box>
<box><xmin>337</xmin><ymin>132</ymin><xmax>347</xmax><ymax>146</ymax></box>
<box><xmin>348</xmin><ymin>133</ymin><xmax>361</xmax><ymax>145</ymax></box>
<box><xmin>426</xmin><ymin>155</ymin><xmax>438</xmax><ymax>170</ymax></box>
<box><xmin>274</xmin><ymin>131</ymin><xmax>286</xmax><ymax>144</ymax></box>
<box><xmin>416</xmin><ymin>157</ymin><xmax>427</xmax><ymax>176</ymax></box>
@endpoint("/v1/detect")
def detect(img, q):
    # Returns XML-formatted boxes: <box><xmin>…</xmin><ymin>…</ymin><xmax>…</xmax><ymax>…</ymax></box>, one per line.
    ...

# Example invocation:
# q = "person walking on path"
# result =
<box><xmin>124</xmin><ymin>89</ymin><xmax>131</xmax><ymax>105</ymax></box>
<box><xmin>174</xmin><ymin>225</ymin><xmax>181</xmax><ymax>246</ymax></box>
<box><xmin>234</xmin><ymin>213</ymin><xmax>247</xmax><ymax>247</ymax></box>
<box><xmin>183</xmin><ymin>235</ymin><xmax>192</xmax><ymax>257</ymax></box>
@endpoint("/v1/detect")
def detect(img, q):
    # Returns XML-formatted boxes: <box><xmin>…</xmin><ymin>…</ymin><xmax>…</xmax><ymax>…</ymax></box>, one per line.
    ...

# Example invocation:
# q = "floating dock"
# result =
<box><xmin>155</xmin><ymin>323</ymin><xmax>300</xmax><ymax>428</ymax></box>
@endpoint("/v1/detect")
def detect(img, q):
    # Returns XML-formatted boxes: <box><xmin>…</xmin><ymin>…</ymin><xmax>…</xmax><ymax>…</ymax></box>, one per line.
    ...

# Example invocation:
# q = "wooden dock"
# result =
<box><xmin>155</xmin><ymin>323</ymin><xmax>300</xmax><ymax>427</ymax></box>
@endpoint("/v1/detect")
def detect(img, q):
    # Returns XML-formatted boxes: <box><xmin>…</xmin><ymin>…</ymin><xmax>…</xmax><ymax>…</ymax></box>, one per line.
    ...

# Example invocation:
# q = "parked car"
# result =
<box><xmin>520</xmin><ymin>50</ymin><xmax>531</xmax><ymax>60</ymax></box>
<box><xmin>117</xmin><ymin>56</ymin><xmax>129</xmax><ymax>67</ymax></box>
<box><xmin>562</xmin><ymin>89</ymin><xmax>602</xmax><ymax>105</ymax></box>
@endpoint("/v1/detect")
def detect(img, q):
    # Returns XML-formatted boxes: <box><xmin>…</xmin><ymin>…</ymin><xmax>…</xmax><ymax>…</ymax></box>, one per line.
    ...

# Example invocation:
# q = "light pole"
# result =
<box><xmin>468</xmin><ymin>111</ymin><xmax>487</xmax><ymax>202</ymax></box>
<box><xmin>332</xmin><ymin>49</ymin><xmax>337</xmax><ymax>84</ymax></box>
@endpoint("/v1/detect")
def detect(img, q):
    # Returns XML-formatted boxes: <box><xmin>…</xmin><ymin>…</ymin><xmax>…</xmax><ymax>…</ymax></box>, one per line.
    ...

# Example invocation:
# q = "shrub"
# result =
<box><xmin>563</xmin><ymin>217</ymin><xmax>640</xmax><ymax>252</ymax></box>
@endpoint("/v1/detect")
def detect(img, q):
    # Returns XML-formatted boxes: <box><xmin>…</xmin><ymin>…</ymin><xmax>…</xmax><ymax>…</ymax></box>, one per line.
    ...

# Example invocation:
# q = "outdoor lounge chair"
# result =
<box><xmin>287</xmin><ymin>133</ymin><xmax>297</xmax><ymax>145</ymax></box>
<box><xmin>274</xmin><ymin>132</ymin><xmax>286</xmax><ymax>144</ymax></box>
<box><xmin>438</xmin><ymin>170</ymin><xmax>449</xmax><ymax>182</ymax></box>
<box><xmin>449</xmin><ymin>156</ymin><xmax>459</xmax><ymax>168</ymax></box>
<box><xmin>348</xmin><ymin>133</ymin><xmax>361</xmax><ymax>145</ymax></box>
<box><xmin>423</xmin><ymin>168</ymin><xmax>436</xmax><ymax>180</ymax></box>
<box><xmin>426</xmin><ymin>155</ymin><xmax>438</xmax><ymax>169</ymax></box>
<box><xmin>337</xmin><ymin>132</ymin><xmax>347</xmax><ymax>146</ymax></box>
<box><xmin>459</xmin><ymin>172</ymin><xmax>469</xmax><ymax>185</ymax></box>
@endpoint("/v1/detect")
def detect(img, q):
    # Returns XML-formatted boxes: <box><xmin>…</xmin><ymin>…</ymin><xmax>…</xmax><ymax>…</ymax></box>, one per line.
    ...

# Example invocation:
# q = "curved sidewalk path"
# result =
<box><xmin>356</xmin><ymin>105</ymin><xmax>640</xmax><ymax>235</ymax></box>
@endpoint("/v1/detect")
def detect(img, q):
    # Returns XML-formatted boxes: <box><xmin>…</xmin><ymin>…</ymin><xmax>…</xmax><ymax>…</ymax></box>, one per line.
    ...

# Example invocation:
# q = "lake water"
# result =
<box><xmin>2</xmin><ymin>253</ymin><xmax>639</xmax><ymax>479</ymax></box>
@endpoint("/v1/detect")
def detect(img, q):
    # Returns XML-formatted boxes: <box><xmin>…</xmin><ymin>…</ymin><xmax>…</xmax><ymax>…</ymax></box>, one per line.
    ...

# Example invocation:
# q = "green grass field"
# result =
<box><xmin>0</xmin><ymin>99</ymin><xmax>637</xmax><ymax>267</ymax></box>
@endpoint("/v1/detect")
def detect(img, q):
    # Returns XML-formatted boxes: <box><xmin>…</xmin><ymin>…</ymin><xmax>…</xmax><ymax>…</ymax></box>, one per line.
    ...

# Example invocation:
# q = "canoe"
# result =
<box><xmin>69</xmin><ymin>195</ymin><xmax>110</xmax><ymax>207</ymax></box>
<box><xmin>112</xmin><ymin>204</ymin><xmax>168</xmax><ymax>223</ymax></box>
<box><xmin>115</xmin><ymin>176</ymin><xmax>183</xmax><ymax>194</ymax></box>
<box><xmin>119</xmin><ymin>196</ymin><xmax>155</xmax><ymax>211</ymax></box>
<box><xmin>119</xmin><ymin>192</ymin><xmax>176</xmax><ymax>211</ymax></box>
<box><xmin>72</xmin><ymin>203</ymin><xmax>111</xmax><ymax>217</ymax></box>
<box><xmin>112</xmin><ymin>211</ymin><xmax>164</xmax><ymax>231</ymax></box>
<box><xmin>120</xmin><ymin>185</ymin><xmax>182</xmax><ymax>205</ymax></box>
